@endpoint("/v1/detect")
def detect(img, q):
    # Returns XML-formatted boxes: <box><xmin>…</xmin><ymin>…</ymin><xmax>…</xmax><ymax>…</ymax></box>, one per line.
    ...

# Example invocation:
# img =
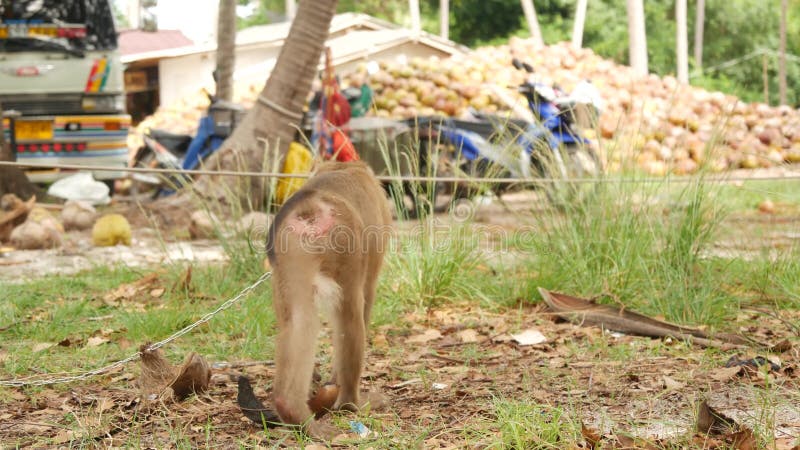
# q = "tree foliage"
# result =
<box><xmin>238</xmin><ymin>0</ymin><xmax>800</xmax><ymax>105</ymax></box>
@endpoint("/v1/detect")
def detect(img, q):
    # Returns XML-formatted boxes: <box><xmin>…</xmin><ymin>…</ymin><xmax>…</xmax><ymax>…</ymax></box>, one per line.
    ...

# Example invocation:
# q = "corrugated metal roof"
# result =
<box><xmin>118</xmin><ymin>29</ymin><xmax>195</xmax><ymax>57</ymax></box>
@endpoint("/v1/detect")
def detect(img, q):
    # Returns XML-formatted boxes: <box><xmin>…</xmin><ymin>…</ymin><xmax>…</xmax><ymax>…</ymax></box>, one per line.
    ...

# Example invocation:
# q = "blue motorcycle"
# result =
<box><xmin>131</xmin><ymin>93</ymin><xmax>245</xmax><ymax>198</ymax></box>
<box><xmin>410</xmin><ymin>58</ymin><xmax>603</xmax><ymax>208</ymax></box>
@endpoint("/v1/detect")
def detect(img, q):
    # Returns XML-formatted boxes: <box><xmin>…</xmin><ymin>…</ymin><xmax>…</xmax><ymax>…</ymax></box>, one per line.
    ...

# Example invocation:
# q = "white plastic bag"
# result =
<box><xmin>47</xmin><ymin>173</ymin><xmax>111</xmax><ymax>205</ymax></box>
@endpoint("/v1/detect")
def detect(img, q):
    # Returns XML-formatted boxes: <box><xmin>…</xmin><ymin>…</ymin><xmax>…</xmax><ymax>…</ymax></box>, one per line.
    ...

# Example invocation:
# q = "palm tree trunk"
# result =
<box><xmin>571</xmin><ymin>0</ymin><xmax>588</xmax><ymax>48</ymax></box>
<box><xmin>521</xmin><ymin>0</ymin><xmax>544</xmax><ymax>47</ymax></box>
<box><xmin>626</xmin><ymin>0</ymin><xmax>648</xmax><ymax>76</ymax></box>
<box><xmin>215</xmin><ymin>0</ymin><xmax>237</xmax><ymax>102</ymax></box>
<box><xmin>693</xmin><ymin>0</ymin><xmax>705</xmax><ymax>71</ymax></box>
<box><xmin>779</xmin><ymin>0</ymin><xmax>788</xmax><ymax>105</ymax></box>
<box><xmin>676</xmin><ymin>0</ymin><xmax>688</xmax><ymax>83</ymax></box>
<box><xmin>193</xmin><ymin>0</ymin><xmax>338</xmax><ymax>206</ymax></box>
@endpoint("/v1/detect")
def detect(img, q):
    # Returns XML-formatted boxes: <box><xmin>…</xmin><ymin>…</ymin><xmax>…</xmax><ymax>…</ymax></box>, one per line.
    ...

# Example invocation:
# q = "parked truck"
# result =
<box><xmin>1</xmin><ymin>0</ymin><xmax>130</xmax><ymax>184</ymax></box>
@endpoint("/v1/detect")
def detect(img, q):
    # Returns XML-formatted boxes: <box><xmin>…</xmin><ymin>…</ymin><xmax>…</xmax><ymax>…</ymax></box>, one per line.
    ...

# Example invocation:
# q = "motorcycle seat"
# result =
<box><xmin>147</xmin><ymin>129</ymin><xmax>193</xmax><ymax>155</ymax></box>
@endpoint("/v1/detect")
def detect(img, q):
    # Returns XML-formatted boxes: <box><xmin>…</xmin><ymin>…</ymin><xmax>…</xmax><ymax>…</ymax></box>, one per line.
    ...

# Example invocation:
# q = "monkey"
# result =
<box><xmin>265</xmin><ymin>160</ymin><xmax>391</xmax><ymax>438</ymax></box>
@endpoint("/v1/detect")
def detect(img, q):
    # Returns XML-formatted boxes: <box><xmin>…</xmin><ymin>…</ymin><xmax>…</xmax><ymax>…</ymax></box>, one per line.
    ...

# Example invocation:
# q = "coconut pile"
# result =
<box><xmin>131</xmin><ymin>37</ymin><xmax>800</xmax><ymax>175</ymax></box>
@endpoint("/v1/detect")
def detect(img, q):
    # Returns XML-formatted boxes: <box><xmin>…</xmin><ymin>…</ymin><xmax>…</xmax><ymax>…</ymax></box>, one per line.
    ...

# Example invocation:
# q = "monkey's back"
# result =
<box><xmin>266</xmin><ymin>161</ymin><xmax>391</xmax><ymax>266</ymax></box>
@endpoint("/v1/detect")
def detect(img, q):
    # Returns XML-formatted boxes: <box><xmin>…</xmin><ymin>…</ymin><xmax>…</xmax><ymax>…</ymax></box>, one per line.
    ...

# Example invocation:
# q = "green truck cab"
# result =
<box><xmin>1</xmin><ymin>0</ymin><xmax>130</xmax><ymax>183</ymax></box>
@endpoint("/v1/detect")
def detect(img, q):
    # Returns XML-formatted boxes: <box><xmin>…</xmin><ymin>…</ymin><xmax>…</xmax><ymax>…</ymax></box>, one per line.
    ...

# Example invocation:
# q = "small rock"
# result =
<box><xmin>188</xmin><ymin>210</ymin><xmax>218</xmax><ymax>239</ymax></box>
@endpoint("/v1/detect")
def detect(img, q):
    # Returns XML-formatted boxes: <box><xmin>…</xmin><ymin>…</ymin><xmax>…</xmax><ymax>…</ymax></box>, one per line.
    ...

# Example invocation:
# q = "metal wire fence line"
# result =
<box><xmin>0</xmin><ymin>271</ymin><xmax>273</xmax><ymax>388</ymax></box>
<box><xmin>2</xmin><ymin>160</ymin><xmax>800</xmax><ymax>184</ymax></box>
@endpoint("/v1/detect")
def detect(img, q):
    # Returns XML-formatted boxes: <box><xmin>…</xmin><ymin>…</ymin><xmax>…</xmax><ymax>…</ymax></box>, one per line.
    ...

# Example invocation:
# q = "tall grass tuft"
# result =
<box><xmin>515</xmin><ymin>154</ymin><xmax>733</xmax><ymax>325</ymax></box>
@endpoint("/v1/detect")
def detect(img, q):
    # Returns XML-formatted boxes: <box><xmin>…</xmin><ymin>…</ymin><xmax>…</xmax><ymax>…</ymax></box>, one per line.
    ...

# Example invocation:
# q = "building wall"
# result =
<box><xmin>158</xmin><ymin>44</ymin><xmax>282</xmax><ymax>106</ymax></box>
<box><xmin>157</xmin><ymin>41</ymin><xmax>454</xmax><ymax>106</ymax></box>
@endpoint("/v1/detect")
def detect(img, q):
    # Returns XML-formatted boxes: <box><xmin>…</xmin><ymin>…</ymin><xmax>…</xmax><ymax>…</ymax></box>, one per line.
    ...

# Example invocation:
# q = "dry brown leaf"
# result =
<box><xmin>511</xmin><ymin>328</ymin><xmax>547</xmax><ymax>346</ymax></box>
<box><xmin>662</xmin><ymin>375</ymin><xmax>684</xmax><ymax>390</ymax></box>
<box><xmin>389</xmin><ymin>378</ymin><xmax>422</xmax><ymax>389</ymax></box>
<box><xmin>372</xmin><ymin>333</ymin><xmax>389</xmax><ymax>350</ymax></box>
<box><xmin>581</xmin><ymin>422</ymin><xmax>602</xmax><ymax>449</ymax></box>
<box><xmin>770</xmin><ymin>339</ymin><xmax>792</xmax><ymax>353</ymax></box>
<box><xmin>96</xmin><ymin>397</ymin><xmax>114</xmax><ymax>413</ymax></box>
<box><xmin>406</xmin><ymin>329</ymin><xmax>443</xmax><ymax>344</ymax></box>
<box><xmin>86</xmin><ymin>336</ymin><xmax>110</xmax><ymax>347</ymax></box>
<box><xmin>457</xmin><ymin>329</ymin><xmax>479</xmax><ymax>343</ymax></box>
<box><xmin>697</xmin><ymin>400</ymin><xmax>736</xmax><ymax>435</ymax></box>
<box><xmin>174</xmin><ymin>265</ymin><xmax>193</xmax><ymax>292</ymax></box>
<box><xmin>32</xmin><ymin>342</ymin><xmax>56</xmax><ymax>352</ymax></box>
<box><xmin>729</xmin><ymin>427</ymin><xmax>757</xmax><ymax>450</ymax></box>
<box><xmin>492</xmin><ymin>333</ymin><xmax>513</xmax><ymax>343</ymax></box>
<box><xmin>710</xmin><ymin>366</ymin><xmax>742</xmax><ymax>382</ymax></box>
<box><xmin>149</xmin><ymin>288</ymin><xmax>165</xmax><ymax>298</ymax></box>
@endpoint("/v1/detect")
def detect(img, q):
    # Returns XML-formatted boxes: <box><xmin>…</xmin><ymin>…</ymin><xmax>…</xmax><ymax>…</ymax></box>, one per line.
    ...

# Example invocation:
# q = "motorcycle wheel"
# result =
<box><xmin>130</xmin><ymin>151</ymin><xmax>162</xmax><ymax>199</ymax></box>
<box><xmin>540</xmin><ymin>142</ymin><xmax>602</xmax><ymax>208</ymax></box>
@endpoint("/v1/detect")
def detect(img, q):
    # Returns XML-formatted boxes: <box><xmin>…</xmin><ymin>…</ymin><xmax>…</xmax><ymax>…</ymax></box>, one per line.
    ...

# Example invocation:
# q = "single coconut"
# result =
<box><xmin>92</xmin><ymin>214</ymin><xmax>132</xmax><ymax>246</ymax></box>
<box><xmin>62</xmin><ymin>200</ymin><xmax>97</xmax><ymax>231</ymax></box>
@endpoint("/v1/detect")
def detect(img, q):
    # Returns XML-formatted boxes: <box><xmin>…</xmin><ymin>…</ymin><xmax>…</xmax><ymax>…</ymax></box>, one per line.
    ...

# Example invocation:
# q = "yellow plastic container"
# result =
<box><xmin>275</xmin><ymin>142</ymin><xmax>314</xmax><ymax>204</ymax></box>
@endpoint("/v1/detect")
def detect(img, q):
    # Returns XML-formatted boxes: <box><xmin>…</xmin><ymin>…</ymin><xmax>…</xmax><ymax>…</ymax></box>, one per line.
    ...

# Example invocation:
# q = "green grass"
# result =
<box><xmin>3</xmin><ymin>147</ymin><xmax>800</xmax><ymax>447</ymax></box>
<box><xmin>502</xmin><ymin>167</ymin><xmax>800</xmax><ymax>327</ymax></box>
<box><xmin>468</xmin><ymin>399</ymin><xmax>581</xmax><ymax>449</ymax></box>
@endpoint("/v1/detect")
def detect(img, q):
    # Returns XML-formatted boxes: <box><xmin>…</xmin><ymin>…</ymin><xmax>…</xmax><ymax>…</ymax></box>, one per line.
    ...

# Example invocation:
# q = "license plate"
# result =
<box><xmin>15</xmin><ymin>121</ymin><xmax>53</xmax><ymax>140</ymax></box>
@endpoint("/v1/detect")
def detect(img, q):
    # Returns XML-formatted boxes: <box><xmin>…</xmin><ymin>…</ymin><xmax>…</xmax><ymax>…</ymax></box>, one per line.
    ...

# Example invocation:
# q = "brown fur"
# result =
<box><xmin>265</xmin><ymin>161</ymin><xmax>391</xmax><ymax>437</ymax></box>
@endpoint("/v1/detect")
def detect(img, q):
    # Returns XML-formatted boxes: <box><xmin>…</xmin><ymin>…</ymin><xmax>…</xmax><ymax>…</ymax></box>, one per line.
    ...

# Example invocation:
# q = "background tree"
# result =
<box><xmin>236</xmin><ymin>0</ymin><xmax>800</xmax><ymax>105</ymax></box>
<box><xmin>779</xmin><ymin>0</ymin><xmax>788</xmax><ymax>105</ymax></box>
<box><xmin>693</xmin><ymin>0</ymin><xmax>705</xmax><ymax>71</ymax></box>
<box><xmin>194</xmin><ymin>0</ymin><xmax>338</xmax><ymax>205</ymax></box>
<box><xmin>676</xmin><ymin>0</ymin><xmax>688</xmax><ymax>83</ymax></box>
<box><xmin>572</xmin><ymin>0</ymin><xmax>588</xmax><ymax>48</ymax></box>
<box><xmin>521</xmin><ymin>0</ymin><xmax>544</xmax><ymax>47</ymax></box>
<box><xmin>215</xmin><ymin>0</ymin><xmax>237</xmax><ymax>102</ymax></box>
<box><xmin>439</xmin><ymin>0</ymin><xmax>448</xmax><ymax>40</ymax></box>
<box><xmin>409</xmin><ymin>0</ymin><xmax>421</xmax><ymax>35</ymax></box>
<box><xmin>626</xmin><ymin>0</ymin><xmax>648</xmax><ymax>76</ymax></box>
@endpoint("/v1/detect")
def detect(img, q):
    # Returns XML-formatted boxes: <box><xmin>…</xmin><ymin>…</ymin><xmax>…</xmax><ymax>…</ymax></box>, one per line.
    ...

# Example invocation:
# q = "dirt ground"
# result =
<box><xmin>1</xmin><ymin>301</ymin><xmax>798</xmax><ymax>448</ymax></box>
<box><xmin>2</xmin><ymin>170</ymin><xmax>800</xmax><ymax>447</ymax></box>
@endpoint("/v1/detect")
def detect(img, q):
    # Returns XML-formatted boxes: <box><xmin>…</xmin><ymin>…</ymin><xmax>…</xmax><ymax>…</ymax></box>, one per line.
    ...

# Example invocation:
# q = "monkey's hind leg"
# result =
<box><xmin>272</xmin><ymin>270</ymin><xmax>320</xmax><ymax>426</ymax></box>
<box><xmin>331</xmin><ymin>279</ymin><xmax>367</xmax><ymax>412</ymax></box>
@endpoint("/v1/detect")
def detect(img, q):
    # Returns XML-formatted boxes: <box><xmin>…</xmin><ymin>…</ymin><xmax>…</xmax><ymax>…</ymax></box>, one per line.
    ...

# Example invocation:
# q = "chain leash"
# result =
<box><xmin>0</xmin><ymin>271</ymin><xmax>272</xmax><ymax>388</ymax></box>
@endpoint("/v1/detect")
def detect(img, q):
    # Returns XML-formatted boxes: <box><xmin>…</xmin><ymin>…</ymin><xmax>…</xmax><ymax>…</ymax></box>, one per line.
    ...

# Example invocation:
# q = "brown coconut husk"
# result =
<box><xmin>0</xmin><ymin>194</ymin><xmax>35</xmax><ymax>242</ymax></box>
<box><xmin>138</xmin><ymin>344</ymin><xmax>211</xmax><ymax>401</ymax></box>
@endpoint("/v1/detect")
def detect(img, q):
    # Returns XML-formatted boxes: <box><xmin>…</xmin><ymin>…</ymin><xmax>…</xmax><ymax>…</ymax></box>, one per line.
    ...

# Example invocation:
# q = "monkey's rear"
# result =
<box><xmin>265</xmin><ymin>161</ymin><xmax>391</xmax><ymax>437</ymax></box>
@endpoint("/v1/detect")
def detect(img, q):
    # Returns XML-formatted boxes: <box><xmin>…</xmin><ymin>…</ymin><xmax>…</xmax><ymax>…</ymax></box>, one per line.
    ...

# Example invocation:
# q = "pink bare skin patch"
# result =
<box><xmin>286</xmin><ymin>203</ymin><xmax>336</xmax><ymax>237</ymax></box>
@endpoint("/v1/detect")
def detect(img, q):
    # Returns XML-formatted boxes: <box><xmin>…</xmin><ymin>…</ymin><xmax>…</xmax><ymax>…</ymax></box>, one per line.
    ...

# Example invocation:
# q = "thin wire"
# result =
<box><xmin>0</xmin><ymin>271</ymin><xmax>272</xmax><ymax>388</ymax></box>
<box><xmin>1</xmin><ymin>160</ymin><xmax>799</xmax><ymax>185</ymax></box>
